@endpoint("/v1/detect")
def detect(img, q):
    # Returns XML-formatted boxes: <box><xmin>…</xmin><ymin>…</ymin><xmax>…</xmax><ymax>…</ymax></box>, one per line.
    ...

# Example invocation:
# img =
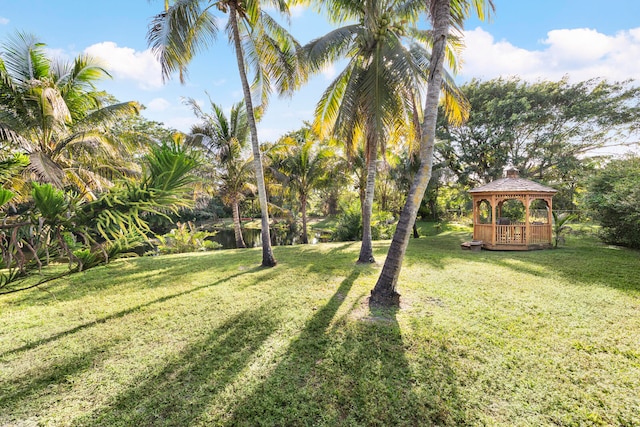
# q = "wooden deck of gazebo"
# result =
<box><xmin>468</xmin><ymin>168</ymin><xmax>557</xmax><ymax>251</ymax></box>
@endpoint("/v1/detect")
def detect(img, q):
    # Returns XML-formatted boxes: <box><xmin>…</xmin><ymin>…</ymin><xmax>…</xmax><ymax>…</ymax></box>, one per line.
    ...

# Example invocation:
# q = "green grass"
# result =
<box><xmin>1</xmin><ymin>223</ymin><xmax>639</xmax><ymax>426</ymax></box>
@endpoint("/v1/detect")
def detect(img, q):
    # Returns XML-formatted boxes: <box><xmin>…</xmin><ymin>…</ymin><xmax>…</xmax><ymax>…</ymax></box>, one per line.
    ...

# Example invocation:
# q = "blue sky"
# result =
<box><xmin>1</xmin><ymin>1</ymin><xmax>639</xmax><ymax>147</ymax></box>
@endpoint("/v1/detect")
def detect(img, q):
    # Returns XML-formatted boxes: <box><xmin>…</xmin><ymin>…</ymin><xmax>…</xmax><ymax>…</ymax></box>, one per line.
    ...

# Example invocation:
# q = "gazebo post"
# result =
<box><xmin>525</xmin><ymin>194</ymin><xmax>530</xmax><ymax>245</ymax></box>
<box><xmin>490</xmin><ymin>194</ymin><xmax>496</xmax><ymax>246</ymax></box>
<box><xmin>547</xmin><ymin>197</ymin><xmax>553</xmax><ymax>244</ymax></box>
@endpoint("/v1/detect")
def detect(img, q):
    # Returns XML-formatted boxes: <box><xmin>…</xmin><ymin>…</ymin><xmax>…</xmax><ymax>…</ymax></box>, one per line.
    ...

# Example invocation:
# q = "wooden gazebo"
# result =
<box><xmin>469</xmin><ymin>168</ymin><xmax>557</xmax><ymax>250</ymax></box>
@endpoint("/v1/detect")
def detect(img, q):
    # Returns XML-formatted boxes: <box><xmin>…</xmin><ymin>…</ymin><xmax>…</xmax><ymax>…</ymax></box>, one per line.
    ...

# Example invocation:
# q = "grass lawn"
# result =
<box><xmin>1</xmin><ymin>223</ymin><xmax>639</xmax><ymax>426</ymax></box>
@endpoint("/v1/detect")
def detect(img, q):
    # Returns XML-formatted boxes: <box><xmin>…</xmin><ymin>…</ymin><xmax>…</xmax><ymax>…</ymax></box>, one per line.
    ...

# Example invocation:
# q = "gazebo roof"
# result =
<box><xmin>469</xmin><ymin>176</ymin><xmax>557</xmax><ymax>194</ymax></box>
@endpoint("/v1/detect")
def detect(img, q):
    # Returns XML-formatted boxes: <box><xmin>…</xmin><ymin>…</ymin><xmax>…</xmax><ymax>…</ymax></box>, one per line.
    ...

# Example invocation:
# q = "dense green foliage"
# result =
<box><xmin>0</xmin><ymin>142</ymin><xmax>199</xmax><ymax>293</ymax></box>
<box><xmin>269</xmin><ymin>127</ymin><xmax>334</xmax><ymax>243</ymax></box>
<box><xmin>584</xmin><ymin>156</ymin><xmax>640</xmax><ymax>248</ymax></box>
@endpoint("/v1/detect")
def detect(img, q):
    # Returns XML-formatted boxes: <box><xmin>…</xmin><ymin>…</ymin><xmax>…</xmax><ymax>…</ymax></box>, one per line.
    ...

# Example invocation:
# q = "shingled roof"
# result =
<box><xmin>469</xmin><ymin>168</ymin><xmax>557</xmax><ymax>194</ymax></box>
<box><xmin>469</xmin><ymin>177</ymin><xmax>557</xmax><ymax>193</ymax></box>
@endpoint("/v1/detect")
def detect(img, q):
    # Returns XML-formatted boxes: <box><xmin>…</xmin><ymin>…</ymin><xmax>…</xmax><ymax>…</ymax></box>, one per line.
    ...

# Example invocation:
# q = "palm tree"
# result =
<box><xmin>147</xmin><ymin>0</ymin><xmax>303</xmax><ymax>267</ymax></box>
<box><xmin>303</xmin><ymin>0</ymin><xmax>467</xmax><ymax>263</ymax></box>
<box><xmin>371</xmin><ymin>0</ymin><xmax>494</xmax><ymax>306</ymax></box>
<box><xmin>0</xmin><ymin>32</ymin><xmax>142</xmax><ymax>199</ymax></box>
<box><xmin>186</xmin><ymin>98</ymin><xmax>254</xmax><ymax>248</ymax></box>
<box><xmin>269</xmin><ymin>127</ymin><xmax>332</xmax><ymax>243</ymax></box>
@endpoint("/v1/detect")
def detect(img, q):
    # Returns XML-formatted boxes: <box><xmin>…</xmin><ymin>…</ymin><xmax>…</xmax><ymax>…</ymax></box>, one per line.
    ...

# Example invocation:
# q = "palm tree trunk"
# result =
<box><xmin>301</xmin><ymin>193</ymin><xmax>309</xmax><ymax>244</ymax></box>
<box><xmin>358</xmin><ymin>136</ymin><xmax>377</xmax><ymax>263</ymax></box>
<box><xmin>370</xmin><ymin>0</ymin><xmax>450</xmax><ymax>306</ymax></box>
<box><xmin>229</xmin><ymin>7</ymin><xmax>276</xmax><ymax>267</ymax></box>
<box><xmin>232</xmin><ymin>200</ymin><xmax>246</xmax><ymax>248</ymax></box>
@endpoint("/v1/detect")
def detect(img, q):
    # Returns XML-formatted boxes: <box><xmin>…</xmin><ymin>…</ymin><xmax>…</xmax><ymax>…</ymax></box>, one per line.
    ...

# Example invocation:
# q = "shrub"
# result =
<box><xmin>584</xmin><ymin>156</ymin><xmax>640</xmax><ymax>248</ymax></box>
<box><xmin>332</xmin><ymin>205</ymin><xmax>396</xmax><ymax>242</ymax></box>
<box><xmin>156</xmin><ymin>222</ymin><xmax>221</xmax><ymax>254</ymax></box>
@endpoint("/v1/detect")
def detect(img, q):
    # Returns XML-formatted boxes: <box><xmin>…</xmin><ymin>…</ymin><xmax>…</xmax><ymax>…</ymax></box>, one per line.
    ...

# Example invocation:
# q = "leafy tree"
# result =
<box><xmin>584</xmin><ymin>156</ymin><xmax>640</xmax><ymax>249</ymax></box>
<box><xmin>0</xmin><ymin>32</ymin><xmax>141</xmax><ymax>198</ymax></box>
<box><xmin>269</xmin><ymin>127</ymin><xmax>333</xmax><ymax>243</ymax></box>
<box><xmin>372</xmin><ymin>0</ymin><xmax>494</xmax><ymax>306</ymax></box>
<box><xmin>147</xmin><ymin>0</ymin><xmax>304</xmax><ymax>267</ymax></box>
<box><xmin>437</xmin><ymin>77</ymin><xmax>640</xmax><ymax>206</ymax></box>
<box><xmin>186</xmin><ymin>98</ymin><xmax>254</xmax><ymax>248</ymax></box>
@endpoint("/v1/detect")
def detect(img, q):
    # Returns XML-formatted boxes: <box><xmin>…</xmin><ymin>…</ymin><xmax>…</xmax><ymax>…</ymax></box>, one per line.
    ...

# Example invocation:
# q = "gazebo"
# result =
<box><xmin>468</xmin><ymin>167</ymin><xmax>557</xmax><ymax>250</ymax></box>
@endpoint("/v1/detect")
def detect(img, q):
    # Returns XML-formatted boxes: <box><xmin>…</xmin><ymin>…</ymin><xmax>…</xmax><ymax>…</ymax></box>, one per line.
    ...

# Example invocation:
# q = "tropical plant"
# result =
<box><xmin>147</xmin><ymin>0</ymin><xmax>304</xmax><ymax>267</ymax></box>
<box><xmin>371</xmin><ymin>0</ymin><xmax>494</xmax><ymax>306</ymax></box>
<box><xmin>156</xmin><ymin>221</ymin><xmax>220</xmax><ymax>254</ymax></box>
<box><xmin>186</xmin><ymin>98</ymin><xmax>255</xmax><ymax>248</ymax></box>
<box><xmin>269</xmin><ymin>127</ymin><xmax>333</xmax><ymax>243</ymax></box>
<box><xmin>552</xmin><ymin>211</ymin><xmax>577</xmax><ymax>248</ymax></box>
<box><xmin>0</xmin><ymin>142</ymin><xmax>200</xmax><ymax>295</ymax></box>
<box><xmin>303</xmin><ymin>0</ymin><xmax>467</xmax><ymax>263</ymax></box>
<box><xmin>0</xmin><ymin>31</ymin><xmax>142</xmax><ymax>198</ymax></box>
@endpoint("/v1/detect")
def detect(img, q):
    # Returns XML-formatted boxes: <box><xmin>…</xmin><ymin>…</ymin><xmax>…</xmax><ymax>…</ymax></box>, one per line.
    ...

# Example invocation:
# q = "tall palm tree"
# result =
<box><xmin>0</xmin><ymin>32</ymin><xmax>142</xmax><ymax>199</ymax></box>
<box><xmin>303</xmin><ymin>0</ymin><xmax>466</xmax><ymax>263</ymax></box>
<box><xmin>371</xmin><ymin>0</ymin><xmax>494</xmax><ymax>306</ymax></box>
<box><xmin>269</xmin><ymin>127</ymin><xmax>332</xmax><ymax>243</ymax></box>
<box><xmin>186</xmin><ymin>98</ymin><xmax>254</xmax><ymax>248</ymax></box>
<box><xmin>148</xmin><ymin>0</ymin><xmax>303</xmax><ymax>267</ymax></box>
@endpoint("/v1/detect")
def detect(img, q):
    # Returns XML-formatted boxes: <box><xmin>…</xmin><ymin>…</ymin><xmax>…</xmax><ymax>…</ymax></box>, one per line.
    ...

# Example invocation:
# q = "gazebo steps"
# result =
<box><xmin>461</xmin><ymin>240</ymin><xmax>484</xmax><ymax>251</ymax></box>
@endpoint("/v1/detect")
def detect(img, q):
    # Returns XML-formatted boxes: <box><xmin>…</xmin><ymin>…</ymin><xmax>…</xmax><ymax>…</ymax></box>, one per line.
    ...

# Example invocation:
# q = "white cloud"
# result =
<box><xmin>460</xmin><ymin>27</ymin><xmax>640</xmax><ymax>83</ymax></box>
<box><xmin>322</xmin><ymin>64</ymin><xmax>337</xmax><ymax>80</ymax></box>
<box><xmin>146</xmin><ymin>97</ymin><xmax>171</xmax><ymax>112</ymax></box>
<box><xmin>258</xmin><ymin>126</ymin><xmax>288</xmax><ymax>143</ymax></box>
<box><xmin>83</xmin><ymin>42</ymin><xmax>163</xmax><ymax>90</ymax></box>
<box><xmin>44</xmin><ymin>48</ymin><xmax>71</xmax><ymax>62</ymax></box>
<box><xmin>0</xmin><ymin>17</ymin><xmax>9</xmax><ymax>25</ymax></box>
<box><xmin>289</xmin><ymin>5</ymin><xmax>305</xmax><ymax>19</ymax></box>
<box><xmin>163</xmin><ymin>116</ymin><xmax>199</xmax><ymax>132</ymax></box>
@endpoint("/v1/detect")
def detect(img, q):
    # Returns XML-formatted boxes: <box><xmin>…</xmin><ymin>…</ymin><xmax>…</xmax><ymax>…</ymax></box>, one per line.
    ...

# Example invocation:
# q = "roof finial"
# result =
<box><xmin>505</xmin><ymin>165</ymin><xmax>519</xmax><ymax>179</ymax></box>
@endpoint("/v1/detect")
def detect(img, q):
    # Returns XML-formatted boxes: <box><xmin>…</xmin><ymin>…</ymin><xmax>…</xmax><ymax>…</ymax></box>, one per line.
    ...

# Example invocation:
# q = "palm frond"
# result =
<box><xmin>27</xmin><ymin>151</ymin><xmax>65</xmax><ymax>187</ymax></box>
<box><xmin>1</xmin><ymin>31</ymin><xmax>49</xmax><ymax>84</ymax></box>
<box><xmin>147</xmin><ymin>0</ymin><xmax>219</xmax><ymax>83</ymax></box>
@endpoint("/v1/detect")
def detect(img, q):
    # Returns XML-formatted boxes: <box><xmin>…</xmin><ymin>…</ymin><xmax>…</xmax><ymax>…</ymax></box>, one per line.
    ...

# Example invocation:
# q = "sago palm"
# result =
<box><xmin>186</xmin><ymin>98</ymin><xmax>255</xmax><ymax>248</ymax></box>
<box><xmin>148</xmin><ymin>0</ymin><xmax>304</xmax><ymax>267</ymax></box>
<box><xmin>0</xmin><ymin>32</ymin><xmax>142</xmax><ymax>199</ymax></box>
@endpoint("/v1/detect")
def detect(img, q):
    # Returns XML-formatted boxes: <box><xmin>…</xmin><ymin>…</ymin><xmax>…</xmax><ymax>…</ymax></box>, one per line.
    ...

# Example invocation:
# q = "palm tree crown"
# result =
<box><xmin>303</xmin><ymin>0</ymin><xmax>467</xmax><ymax>263</ymax></box>
<box><xmin>187</xmin><ymin>98</ymin><xmax>255</xmax><ymax>248</ymax></box>
<box><xmin>0</xmin><ymin>31</ymin><xmax>141</xmax><ymax>198</ymax></box>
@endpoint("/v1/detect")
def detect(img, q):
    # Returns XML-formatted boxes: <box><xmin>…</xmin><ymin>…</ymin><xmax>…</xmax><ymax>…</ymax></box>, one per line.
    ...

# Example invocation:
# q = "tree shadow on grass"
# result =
<box><xmin>71</xmin><ymin>302</ymin><xmax>282</xmax><ymax>427</ymax></box>
<box><xmin>400</xmin><ymin>234</ymin><xmax>640</xmax><ymax>294</ymax></box>
<box><xmin>0</xmin><ymin>268</ymin><xmax>259</xmax><ymax>359</ymax></box>
<box><xmin>225</xmin><ymin>273</ymin><xmax>468</xmax><ymax>426</ymax></box>
<box><xmin>6</xmin><ymin>250</ymin><xmax>261</xmax><ymax>306</ymax></box>
<box><xmin>0</xmin><ymin>340</ymin><xmax>122</xmax><ymax>422</ymax></box>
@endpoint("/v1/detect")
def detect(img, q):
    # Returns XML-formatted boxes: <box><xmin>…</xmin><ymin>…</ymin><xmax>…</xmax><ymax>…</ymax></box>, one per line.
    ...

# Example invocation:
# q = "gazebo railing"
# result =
<box><xmin>496</xmin><ymin>223</ymin><xmax>526</xmax><ymax>244</ymax></box>
<box><xmin>474</xmin><ymin>223</ymin><xmax>552</xmax><ymax>246</ymax></box>
<box><xmin>474</xmin><ymin>224</ymin><xmax>493</xmax><ymax>242</ymax></box>
<box><xmin>529</xmin><ymin>223</ymin><xmax>551</xmax><ymax>244</ymax></box>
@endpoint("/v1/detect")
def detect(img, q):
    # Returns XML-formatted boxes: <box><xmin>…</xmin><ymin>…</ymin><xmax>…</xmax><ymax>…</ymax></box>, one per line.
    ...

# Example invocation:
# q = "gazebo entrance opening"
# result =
<box><xmin>469</xmin><ymin>168</ymin><xmax>557</xmax><ymax>250</ymax></box>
